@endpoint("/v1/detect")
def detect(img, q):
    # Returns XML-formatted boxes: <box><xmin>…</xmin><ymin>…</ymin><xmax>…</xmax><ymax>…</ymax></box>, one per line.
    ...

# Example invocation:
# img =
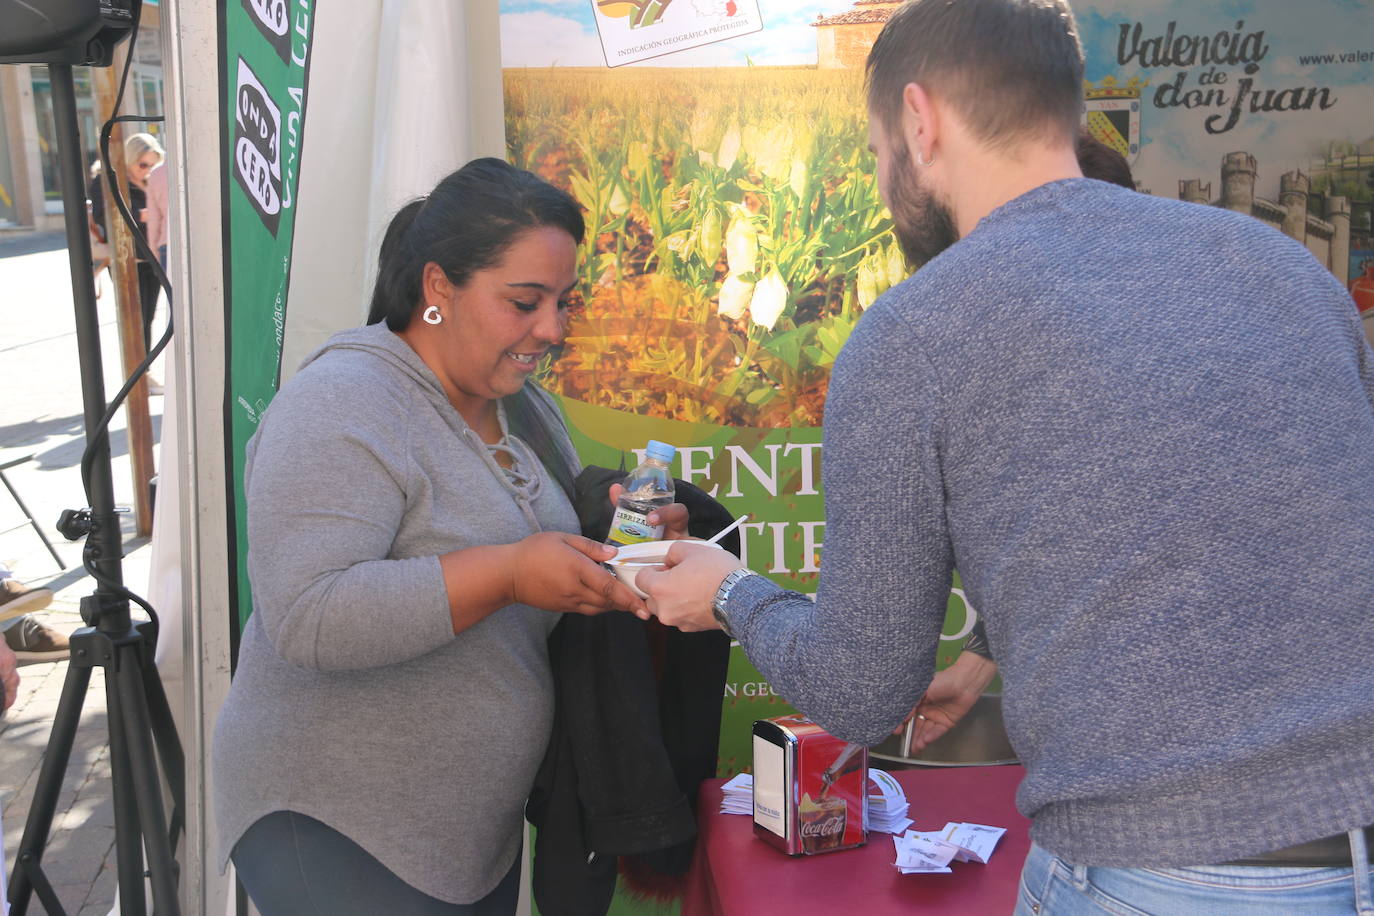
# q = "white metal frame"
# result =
<box><xmin>159</xmin><ymin>0</ymin><xmax>236</xmax><ymax>911</ymax></box>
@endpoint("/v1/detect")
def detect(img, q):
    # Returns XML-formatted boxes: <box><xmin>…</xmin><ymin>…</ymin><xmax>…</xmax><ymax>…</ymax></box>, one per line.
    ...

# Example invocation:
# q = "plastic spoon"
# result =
<box><xmin>705</xmin><ymin>513</ymin><xmax>750</xmax><ymax>546</ymax></box>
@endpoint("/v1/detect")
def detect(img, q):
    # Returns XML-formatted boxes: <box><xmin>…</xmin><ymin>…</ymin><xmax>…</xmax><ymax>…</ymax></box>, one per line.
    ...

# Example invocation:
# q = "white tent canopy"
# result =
<box><xmin>158</xmin><ymin>3</ymin><xmax>504</xmax><ymax>911</ymax></box>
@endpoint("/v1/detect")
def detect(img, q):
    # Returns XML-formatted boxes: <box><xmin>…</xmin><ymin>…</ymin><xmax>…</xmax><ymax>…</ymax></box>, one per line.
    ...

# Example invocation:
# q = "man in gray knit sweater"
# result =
<box><xmin>642</xmin><ymin>0</ymin><xmax>1374</xmax><ymax>912</ymax></box>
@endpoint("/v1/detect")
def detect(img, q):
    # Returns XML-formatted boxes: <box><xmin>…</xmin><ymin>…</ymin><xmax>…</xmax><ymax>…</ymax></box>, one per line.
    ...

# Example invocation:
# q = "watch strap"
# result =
<box><xmin>712</xmin><ymin>568</ymin><xmax>756</xmax><ymax>637</ymax></box>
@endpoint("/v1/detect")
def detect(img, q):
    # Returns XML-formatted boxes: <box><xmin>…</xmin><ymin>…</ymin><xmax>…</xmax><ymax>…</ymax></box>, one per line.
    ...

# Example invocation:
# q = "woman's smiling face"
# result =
<box><xmin>411</xmin><ymin>225</ymin><xmax>578</xmax><ymax>425</ymax></box>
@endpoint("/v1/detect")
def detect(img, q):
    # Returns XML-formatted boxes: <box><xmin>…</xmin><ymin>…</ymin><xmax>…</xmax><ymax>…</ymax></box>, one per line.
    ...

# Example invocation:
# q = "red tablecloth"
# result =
<box><xmin>684</xmin><ymin>765</ymin><xmax>1030</xmax><ymax>916</ymax></box>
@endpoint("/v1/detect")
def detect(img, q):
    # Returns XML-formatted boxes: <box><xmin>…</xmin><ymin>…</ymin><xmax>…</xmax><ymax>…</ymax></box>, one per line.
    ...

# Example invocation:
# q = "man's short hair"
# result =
<box><xmin>866</xmin><ymin>0</ymin><xmax>1085</xmax><ymax>150</ymax></box>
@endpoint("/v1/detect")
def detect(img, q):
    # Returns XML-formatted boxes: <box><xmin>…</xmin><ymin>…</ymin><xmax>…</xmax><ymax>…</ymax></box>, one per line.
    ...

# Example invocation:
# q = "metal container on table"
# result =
<box><xmin>870</xmin><ymin>693</ymin><xmax>1018</xmax><ymax>768</ymax></box>
<box><xmin>752</xmin><ymin>714</ymin><xmax>868</xmax><ymax>856</ymax></box>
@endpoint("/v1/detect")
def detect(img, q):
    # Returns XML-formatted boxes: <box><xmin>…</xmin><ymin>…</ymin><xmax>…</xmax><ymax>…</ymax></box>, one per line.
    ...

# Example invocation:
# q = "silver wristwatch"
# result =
<box><xmin>712</xmin><ymin>568</ymin><xmax>756</xmax><ymax>637</ymax></box>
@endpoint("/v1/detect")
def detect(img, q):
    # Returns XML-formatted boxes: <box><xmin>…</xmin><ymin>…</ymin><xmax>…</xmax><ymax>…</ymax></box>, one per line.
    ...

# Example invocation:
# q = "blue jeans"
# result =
<box><xmin>1015</xmin><ymin>832</ymin><xmax>1374</xmax><ymax>915</ymax></box>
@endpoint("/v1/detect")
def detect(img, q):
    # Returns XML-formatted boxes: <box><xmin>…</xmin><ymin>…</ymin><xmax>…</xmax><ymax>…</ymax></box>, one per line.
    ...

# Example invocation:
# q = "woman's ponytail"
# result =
<box><xmin>366</xmin><ymin>198</ymin><xmax>425</xmax><ymax>329</ymax></box>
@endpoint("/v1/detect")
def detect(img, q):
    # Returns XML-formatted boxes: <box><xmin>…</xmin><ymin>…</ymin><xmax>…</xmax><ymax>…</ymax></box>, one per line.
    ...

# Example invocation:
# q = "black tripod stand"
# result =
<box><xmin>6</xmin><ymin>64</ymin><xmax>184</xmax><ymax>916</ymax></box>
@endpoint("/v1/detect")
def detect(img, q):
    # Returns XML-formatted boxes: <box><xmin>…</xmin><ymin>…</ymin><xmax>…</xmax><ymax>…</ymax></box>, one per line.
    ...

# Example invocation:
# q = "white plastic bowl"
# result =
<box><xmin>606</xmin><ymin>539</ymin><xmax>726</xmax><ymax>599</ymax></box>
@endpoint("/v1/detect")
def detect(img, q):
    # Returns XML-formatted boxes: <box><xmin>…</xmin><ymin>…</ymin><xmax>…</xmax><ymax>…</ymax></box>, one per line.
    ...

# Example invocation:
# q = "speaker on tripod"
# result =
<box><xmin>1</xmin><ymin>3</ymin><xmax>185</xmax><ymax>914</ymax></box>
<box><xmin>0</xmin><ymin>0</ymin><xmax>136</xmax><ymax>67</ymax></box>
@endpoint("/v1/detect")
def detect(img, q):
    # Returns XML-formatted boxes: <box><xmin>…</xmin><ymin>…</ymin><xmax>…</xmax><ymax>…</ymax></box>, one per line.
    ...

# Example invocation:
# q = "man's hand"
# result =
<box><xmin>897</xmin><ymin>650</ymin><xmax>999</xmax><ymax>753</ymax></box>
<box><xmin>1</xmin><ymin>641</ymin><xmax>19</xmax><ymax>713</ymax></box>
<box><xmin>608</xmin><ymin>484</ymin><xmax>691</xmax><ymax>540</ymax></box>
<box><xmin>637</xmin><ymin>541</ymin><xmax>745</xmax><ymax>632</ymax></box>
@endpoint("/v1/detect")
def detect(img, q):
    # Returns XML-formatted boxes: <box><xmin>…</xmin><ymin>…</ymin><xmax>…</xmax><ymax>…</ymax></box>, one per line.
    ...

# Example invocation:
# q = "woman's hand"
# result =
<box><xmin>511</xmin><ymin>532</ymin><xmax>649</xmax><ymax>617</ymax></box>
<box><xmin>607</xmin><ymin>484</ymin><xmax>692</xmax><ymax>540</ymax></box>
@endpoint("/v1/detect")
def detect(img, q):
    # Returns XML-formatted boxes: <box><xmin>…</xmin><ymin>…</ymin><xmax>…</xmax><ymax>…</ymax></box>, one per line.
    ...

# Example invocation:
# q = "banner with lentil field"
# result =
<box><xmin>501</xmin><ymin>0</ymin><xmax>1374</xmax><ymax>769</ymax></box>
<box><xmin>500</xmin><ymin>0</ymin><xmax>971</xmax><ymax>793</ymax></box>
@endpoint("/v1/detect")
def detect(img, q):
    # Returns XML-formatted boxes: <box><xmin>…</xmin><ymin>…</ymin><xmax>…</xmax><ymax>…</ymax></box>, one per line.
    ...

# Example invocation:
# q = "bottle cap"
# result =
<box><xmin>645</xmin><ymin>440</ymin><xmax>676</xmax><ymax>463</ymax></box>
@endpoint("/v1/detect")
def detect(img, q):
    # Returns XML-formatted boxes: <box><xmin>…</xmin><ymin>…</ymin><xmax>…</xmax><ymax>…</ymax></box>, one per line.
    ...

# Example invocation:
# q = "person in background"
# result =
<box><xmin>640</xmin><ymin>1</ymin><xmax>1374</xmax><ymax>913</ymax></box>
<box><xmin>143</xmin><ymin>159</ymin><xmax>170</xmax><ymax>270</ymax></box>
<box><xmin>1</xmin><ymin>639</ymin><xmax>17</xmax><ymax>712</ymax></box>
<box><xmin>90</xmin><ymin>132</ymin><xmax>165</xmax><ymax>351</ymax></box>
<box><xmin>903</xmin><ymin>127</ymin><xmax>1140</xmax><ymax>756</ymax></box>
<box><xmin>213</xmin><ymin>158</ymin><xmax>688</xmax><ymax>916</ymax></box>
<box><xmin>1074</xmin><ymin>130</ymin><xmax>1136</xmax><ymax>191</ymax></box>
<box><xmin>141</xmin><ymin>159</ymin><xmax>171</xmax><ymax>393</ymax></box>
<box><xmin>0</xmin><ymin>564</ymin><xmax>68</xmax><ymax>663</ymax></box>
<box><xmin>86</xmin><ymin>160</ymin><xmax>111</xmax><ymax>292</ymax></box>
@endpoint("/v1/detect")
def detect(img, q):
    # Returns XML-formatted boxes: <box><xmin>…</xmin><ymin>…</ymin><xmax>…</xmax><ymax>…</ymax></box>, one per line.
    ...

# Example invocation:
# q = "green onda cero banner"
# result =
<box><xmin>220</xmin><ymin>0</ymin><xmax>315</xmax><ymax>635</ymax></box>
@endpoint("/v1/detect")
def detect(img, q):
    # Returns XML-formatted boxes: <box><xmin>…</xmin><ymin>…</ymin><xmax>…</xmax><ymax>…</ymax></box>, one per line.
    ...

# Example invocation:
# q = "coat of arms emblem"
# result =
<box><xmin>1083</xmin><ymin>76</ymin><xmax>1148</xmax><ymax>164</ymax></box>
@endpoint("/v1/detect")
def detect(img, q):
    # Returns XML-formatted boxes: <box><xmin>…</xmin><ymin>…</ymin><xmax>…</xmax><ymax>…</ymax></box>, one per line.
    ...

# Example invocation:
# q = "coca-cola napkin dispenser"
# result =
<box><xmin>752</xmin><ymin>714</ymin><xmax>868</xmax><ymax>855</ymax></box>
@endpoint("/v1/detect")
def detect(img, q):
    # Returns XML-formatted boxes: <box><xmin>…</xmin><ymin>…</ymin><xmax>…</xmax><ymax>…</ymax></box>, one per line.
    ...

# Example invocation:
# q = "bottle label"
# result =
<box><xmin>608</xmin><ymin>506</ymin><xmax>664</xmax><ymax>545</ymax></box>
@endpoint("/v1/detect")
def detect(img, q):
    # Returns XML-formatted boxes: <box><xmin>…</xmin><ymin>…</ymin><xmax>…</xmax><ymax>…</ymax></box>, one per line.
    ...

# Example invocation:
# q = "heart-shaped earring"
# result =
<box><xmin>422</xmin><ymin>305</ymin><xmax>442</xmax><ymax>325</ymax></box>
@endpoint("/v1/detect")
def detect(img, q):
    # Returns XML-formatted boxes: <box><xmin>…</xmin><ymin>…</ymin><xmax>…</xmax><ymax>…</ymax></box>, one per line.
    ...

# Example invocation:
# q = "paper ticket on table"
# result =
<box><xmin>940</xmin><ymin>821</ymin><xmax>1007</xmax><ymax>864</ymax></box>
<box><xmin>868</xmin><ymin>768</ymin><xmax>905</xmax><ymax>804</ymax></box>
<box><xmin>722</xmin><ymin>773</ymin><xmax>752</xmax><ymax>792</ymax></box>
<box><xmin>876</xmin><ymin>814</ymin><xmax>914</xmax><ymax>834</ymax></box>
<box><xmin>892</xmin><ymin>830</ymin><xmax>959</xmax><ymax>874</ymax></box>
<box><xmin>865</xmin><ymin>768</ymin><xmax>913</xmax><ymax>834</ymax></box>
<box><xmin>720</xmin><ymin>772</ymin><xmax>753</xmax><ymax>815</ymax></box>
<box><xmin>897</xmin><ymin>864</ymin><xmax>953</xmax><ymax>875</ymax></box>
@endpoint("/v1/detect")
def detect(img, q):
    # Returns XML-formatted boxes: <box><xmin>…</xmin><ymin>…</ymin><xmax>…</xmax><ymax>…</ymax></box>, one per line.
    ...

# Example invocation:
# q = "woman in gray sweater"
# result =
<box><xmin>213</xmin><ymin>159</ymin><xmax>677</xmax><ymax>914</ymax></box>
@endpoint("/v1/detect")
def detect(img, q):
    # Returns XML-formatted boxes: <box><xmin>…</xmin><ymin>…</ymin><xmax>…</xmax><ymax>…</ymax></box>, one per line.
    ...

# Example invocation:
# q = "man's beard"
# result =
<box><xmin>887</xmin><ymin>138</ymin><xmax>959</xmax><ymax>269</ymax></box>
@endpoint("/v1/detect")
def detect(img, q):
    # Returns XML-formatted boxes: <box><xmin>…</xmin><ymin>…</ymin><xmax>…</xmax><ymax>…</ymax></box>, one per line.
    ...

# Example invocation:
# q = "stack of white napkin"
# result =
<box><xmin>718</xmin><ymin>768</ymin><xmax>914</xmax><ymax>836</ymax></box>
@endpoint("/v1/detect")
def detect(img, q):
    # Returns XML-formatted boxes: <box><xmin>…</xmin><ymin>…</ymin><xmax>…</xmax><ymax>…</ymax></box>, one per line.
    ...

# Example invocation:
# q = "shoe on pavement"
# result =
<box><xmin>0</xmin><ymin>577</ymin><xmax>54</xmax><ymax>619</ymax></box>
<box><xmin>4</xmin><ymin>615</ymin><xmax>71</xmax><ymax>662</ymax></box>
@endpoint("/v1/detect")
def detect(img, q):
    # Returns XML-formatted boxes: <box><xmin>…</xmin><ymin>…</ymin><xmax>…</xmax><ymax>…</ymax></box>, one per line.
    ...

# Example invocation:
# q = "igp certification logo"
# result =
<box><xmin>590</xmin><ymin>0</ymin><xmax>763</xmax><ymax>67</ymax></box>
<box><xmin>595</xmin><ymin>1</ymin><xmax>676</xmax><ymax>29</ymax></box>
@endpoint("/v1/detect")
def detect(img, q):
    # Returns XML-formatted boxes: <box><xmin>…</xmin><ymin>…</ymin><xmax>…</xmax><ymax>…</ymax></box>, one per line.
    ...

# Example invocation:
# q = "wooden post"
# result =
<box><xmin>93</xmin><ymin>51</ymin><xmax>155</xmax><ymax>537</ymax></box>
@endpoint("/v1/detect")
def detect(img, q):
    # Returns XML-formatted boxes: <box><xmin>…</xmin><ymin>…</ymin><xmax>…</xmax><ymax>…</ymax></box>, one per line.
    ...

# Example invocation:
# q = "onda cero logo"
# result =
<box><xmin>242</xmin><ymin>0</ymin><xmax>290</xmax><ymax>62</ymax></box>
<box><xmin>233</xmin><ymin>58</ymin><xmax>284</xmax><ymax>235</ymax></box>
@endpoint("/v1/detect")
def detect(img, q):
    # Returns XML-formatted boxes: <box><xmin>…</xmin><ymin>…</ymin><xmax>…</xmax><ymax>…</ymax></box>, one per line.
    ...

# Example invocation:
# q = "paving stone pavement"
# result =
<box><xmin>2</xmin><ymin>627</ymin><xmax>118</xmax><ymax>916</ymax></box>
<box><xmin>3</xmin><ymin>231</ymin><xmax>161</xmax><ymax>915</ymax></box>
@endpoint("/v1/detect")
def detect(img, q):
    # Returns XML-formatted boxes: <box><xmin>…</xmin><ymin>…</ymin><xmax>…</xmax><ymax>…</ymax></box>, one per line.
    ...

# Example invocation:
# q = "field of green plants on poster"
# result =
<box><xmin>506</xmin><ymin>66</ymin><xmax>905</xmax><ymax>429</ymax></box>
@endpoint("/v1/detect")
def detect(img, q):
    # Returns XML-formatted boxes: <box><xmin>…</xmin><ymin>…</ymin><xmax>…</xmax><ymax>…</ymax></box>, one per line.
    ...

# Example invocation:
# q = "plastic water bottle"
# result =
<box><xmin>607</xmin><ymin>440</ymin><xmax>676</xmax><ymax>546</ymax></box>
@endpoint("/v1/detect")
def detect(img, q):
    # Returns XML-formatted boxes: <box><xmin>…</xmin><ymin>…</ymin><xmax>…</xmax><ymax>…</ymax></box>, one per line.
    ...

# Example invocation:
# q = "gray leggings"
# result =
<box><xmin>232</xmin><ymin>811</ymin><xmax>520</xmax><ymax>916</ymax></box>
